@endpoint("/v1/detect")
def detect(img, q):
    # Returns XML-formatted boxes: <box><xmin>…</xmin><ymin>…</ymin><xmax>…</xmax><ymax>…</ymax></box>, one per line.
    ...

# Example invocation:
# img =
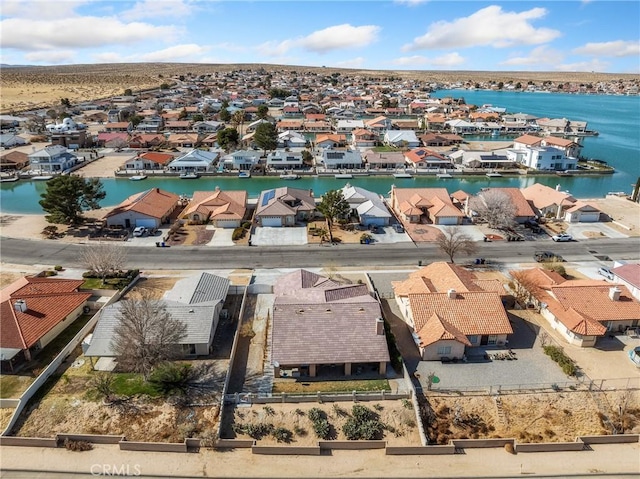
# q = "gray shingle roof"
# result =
<box><xmin>163</xmin><ymin>272</ymin><xmax>230</xmax><ymax>305</ymax></box>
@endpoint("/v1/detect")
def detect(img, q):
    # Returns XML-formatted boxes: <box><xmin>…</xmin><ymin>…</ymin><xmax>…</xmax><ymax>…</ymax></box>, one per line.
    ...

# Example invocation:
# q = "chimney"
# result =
<box><xmin>609</xmin><ymin>287</ymin><xmax>621</xmax><ymax>301</ymax></box>
<box><xmin>447</xmin><ymin>289</ymin><xmax>457</xmax><ymax>299</ymax></box>
<box><xmin>14</xmin><ymin>300</ymin><xmax>27</xmax><ymax>313</ymax></box>
<box><xmin>376</xmin><ymin>317</ymin><xmax>385</xmax><ymax>335</ymax></box>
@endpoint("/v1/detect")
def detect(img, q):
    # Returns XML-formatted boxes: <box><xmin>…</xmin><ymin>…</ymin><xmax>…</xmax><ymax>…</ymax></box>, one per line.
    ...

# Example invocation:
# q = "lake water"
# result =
<box><xmin>1</xmin><ymin>90</ymin><xmax>638</xmax><ymax>214</ymax></box>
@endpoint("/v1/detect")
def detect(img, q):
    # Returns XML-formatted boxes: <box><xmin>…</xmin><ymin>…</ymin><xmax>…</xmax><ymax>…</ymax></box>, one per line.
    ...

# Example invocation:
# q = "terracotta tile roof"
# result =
<box><xmin>104</xmin><ymin>188</ymin><xmax>179</xmax><ymax>220</ymax></box>
<box><xmin>612</xmin><ymin>263</ymin><xmax>640</xmax><ymax>289</ymax></box>
<box><xmin>393</xmin><ymin>262</ymin><xmax>485</xmax><ymax>296</ymax></box>
<box><xmin>514</xmin><ymin>134</ymin><xmax>544</xmax><ymax>146</ymax></box>
<box><xmin>451</xmin><ymin>190</ymin><xmax>470</xmax><ymax>202</ymax></box>
<box><xmin>315</xmin><ymin>134</ymin><xmax>346</xmax><ymax>144</ymax></box>
<box><xmin>1</xmin><ymin>277</ymin><xmax>91</xmax><ymax>350</ymax></box>
<box><xmin>544</xmin><ymin>136</ymin><xmax>577</xmax><ymax>148</ymax></box>
<box><xmin>392</xmin><ymin>187</ymin><xmax>461</xmax><ymax>221</ymax></box>
<box><xmin>522</xmin><ymin>183</ymin><xmax>576</xmax><ymax>210</ymax></box>
<box><xmin>139</xmin><ymin>152</ymin><xmax>174</xmax><ymax>165</ymax></box>
<box><xmin>417</xmin><ymin>313</ymin><xmax>472</xmax><ymax>347</ymax></box>
<box><xmin>565</xmin><ymin>201</ymin><xmax>600</xmax><ymax>213</ymax></box>
<box><xmin>483</xmin><ymin>188</ymin><xmax>536</xmax><ymax>218</ymax></box>
<box><xmin>409</xmin><ymin>292</ymin><xmax>513</xmax><ymax>336</ymax></box>
<box><xmin>183</xmin><ymin>189</ymin><xmax>246</xmax><ymax>221</ymax></box>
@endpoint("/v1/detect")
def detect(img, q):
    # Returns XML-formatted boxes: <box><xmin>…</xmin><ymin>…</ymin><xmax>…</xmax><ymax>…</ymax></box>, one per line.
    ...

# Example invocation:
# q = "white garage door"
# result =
<box><xmin>135</xmin><ymin>218</ymin><xmax>157</xmax><ymax>228</ymax></box>
<box><xmin>438</xmin><ymin>217</ymin><xmax>459</xmax><ymax>225</ymax></box>
<box><xmin>261</xmin><ymin>217</ymin><xmax>282</xmax><ymax>227</ymax></box>
<box><xmin>579</xmin><ymin>213</ymin><xmax>600</xmax><ymax>223</ymax></box>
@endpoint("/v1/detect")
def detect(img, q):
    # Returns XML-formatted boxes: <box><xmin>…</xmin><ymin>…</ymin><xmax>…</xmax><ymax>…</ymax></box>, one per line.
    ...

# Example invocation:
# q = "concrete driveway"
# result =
<box><xmin>432</xmin><ymin>225</ymin><xmax>486</xmax><ymax>241</ymax></box>
<box><xmin>206</xmin><ymin>226</ymin><xmax>235</xmax><ymax>246</ymax></box>
<box><xmin>251</xmin><ymin>226</ymin><xmax>308</xmax><ymax>246</ymax></box>
<box><xmin>369</xmin><ymin>226</ymin><xmax>413</xmax><ymax>244</ymax></box>
<box><xmin>566</xmin><ymin>222</ymin><xmax>628</xmax><ymax>240</ymax></box>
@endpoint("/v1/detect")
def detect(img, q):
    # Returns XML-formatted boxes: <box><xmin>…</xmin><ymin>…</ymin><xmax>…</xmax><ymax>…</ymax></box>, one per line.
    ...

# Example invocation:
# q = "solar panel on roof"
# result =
<box><xmin>262</xmin><ymin>189</ymin><xmax>275</xmax><ymax>206</ymax></box>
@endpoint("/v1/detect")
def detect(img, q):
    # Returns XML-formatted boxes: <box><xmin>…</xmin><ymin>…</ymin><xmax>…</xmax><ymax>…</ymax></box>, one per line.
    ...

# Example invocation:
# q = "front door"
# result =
<box><xmin>480</xmin><ymin>335</ymin><xmax>489</xmax><ymax>345</ymax></box>
<box><xmin>125</xmin><ymin>219</ymin><xmax>131</xmax><ymax>228</ymax></box>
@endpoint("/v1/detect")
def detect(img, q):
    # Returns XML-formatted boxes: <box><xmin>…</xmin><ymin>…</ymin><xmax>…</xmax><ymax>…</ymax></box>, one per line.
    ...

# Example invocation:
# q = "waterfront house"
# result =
<box><xmin>362</xmin><ymin>151</ymin><xmax>406</xmax><ymax>170</ymax></box>
<box><xmin>383</xmin><ymin>130</ymin><xmax>420</xmax><ymax>148</ymax></box>
<box><xmin>271</xmin><ymin>269</ymin><xmax>389</xmax><ymax>378</ymax></box>
<box><xmin>513</xmin><ymin>134</ymin><xmax>581</xmax><ymax>159</ymax></box>
<box><xmin>277</xmin><ymin>130</ymin><xmax>307</xmax><ymax>148</ymax></box>
<box><xmin>221</xmin><ymin>149</ymin><xmax>260</xmax><ymax>171</ymax></box>
<box><xmin>255</xmin><ymin>187</ymin><xmax>315</xmax><ymax>227</ymax></box>
<box><xmin>511</xmin><ymin>268</ymin><xmax>640</xmax><ymax>347</ymax></box>
<box><xmin>320</xmin><ymin>149</ymin><xmax>363</xmax><ymax>170</ymax></box>
<box><xmin>0</xmin><ymin>134</ymin><xmax>28</xmax><ymax>149</ymax></box>
<box><xmin>0</xmin><ymin>150</ymin><xmax>29</xmax><ymax>171</ymax></box>
<box><xmin>522</xmin><ymin>183</ymin><xmax>578</xmax><ymax>219</ymax></box>
<box><xmin>404</xmin><ymin>148</ymin><xmax>453</xmax><ymax>169</ymax></box>
<box><xmin>123</xmin><ymin>151</ymin><xmax>175</xmax><ymax>171</ymax></box>
<box><xmin>450</xmin><ymin>149</ymin><xmax>516</xmax><ymax>169</ymax></box>
<box><xmin>467</xmin><ymin>187</ymin><xmax>536</xmax><ymax>224</ymax></box>
<box><xmin>86</xmin><ymin>272</ymin><xmax>229</xmax><ymax>361</ymax></box>
<box><xmin>303</xmin><ymin>120</ymin><xmax>332</xmax><ymax>133</ymax></box>
<box><xmin>351</xmin><ymin>128</ymin><xmax>377</xmax><ymax>148</ymax></box>
<box><xmin>165</xmin><ymin>120</ymin><xmax>193</xmax><ymax>132</ymax></box>
<box><xmin>506</xmin><ymin>144</ymin><xmax>576</xmax><ymax>171</ymax></box>
<box><xmin>341</xmin><ymin>183</ymin><xmax>392</xmax><ymax>227</ymax></box>
<box><xmin>168</xmin><ymin>149</ymin><xmax>218</xmax><ymax>173</ymax></box>
<box><xmin>445</xmin><ymin>119</ymin><xmax>477</xmax><ymax>134</ymax></box>
<box><xmin>28</xmin><ymin>145</ymin><xmax>78</xmax><ymax>173</ymax></box>
<box><xmin>182</xmin><ymin>188</ymin><xmax>247</xmax><ymax>227</ymax></box>
<box><xmin>315</xmin><ymin>134</ymin><xmax>346</xmax><ymax>149</ymax></box>
<box><xmin>266</xmin><ymin>151</ymin><xmax>303</xmax><ymax>170</ymax></box>
<box><xmin>167</xmin><ymin>133</ymin><xmax>199</xmax><ymax>149</ymax></box>
<box><xmin>96</xmin><ymin>132</ymin><xmax>129</xmax><ymax>149</ymax></box>
<box><xmin>418</xmin><ymin>132</ymin><xmax>464</xmax><ymax>147</ymax></box>
<box><xmin>390</xmin><ymin>186</ymin><xmax>464</xmax><ymax>225</ymax></box>
<box><xmin>392</xmin><ymin>262</ymin><xmax>512</xmax><ymax>360</ymax></box>
<box><xmin>277</xmin><ymin>120</ymin><xmax>304</xmax><ymax>132</ymax></box>
<box><xmin>128</xmin><ymin>133</ymin><xmax>165</xmax><ymax>149</ymax></box>
<box><xmin>1</xmin><ymin>277</ymin><xmax>92</xmax><ymax>370</ymax></box>
<box><xmin>536</xmin><ymin>118</ymin><xmax>588</xmax><ymax>136</ymax></box>
<box><xmin>104</xmin><ymin>187</ymin><xmax>180</xmax><ymax>229</ymax></box>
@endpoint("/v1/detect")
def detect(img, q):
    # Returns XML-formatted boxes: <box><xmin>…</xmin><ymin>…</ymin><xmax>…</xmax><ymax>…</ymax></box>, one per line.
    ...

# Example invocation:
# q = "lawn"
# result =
<box><xmin>81</xmin><ymin>277</ymin><xmax>123</xmax><ymax>289</ymax></box>
<box><xmin>0</xmin><ymin>375</ymin><xmax>30</xmax><ymax>399</ymax></box>
<box><xmin>372</xmin><ymin>146</ymin><xmax>403</xmax><ymax>152</ymax></box>
<box><xmin>111</xmin><ymin>373</ymin><xmax>161</xmax><ymax>398</ymax></box>
<box><xmin>272</xmin><ymin>379</ymin><xmax>390</xmax><ymax>394</ymax></box>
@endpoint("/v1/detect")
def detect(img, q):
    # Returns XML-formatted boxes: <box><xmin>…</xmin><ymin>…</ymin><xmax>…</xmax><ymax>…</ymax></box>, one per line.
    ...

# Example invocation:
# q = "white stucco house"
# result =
<box><xmin>28</xmin><ymin>145</ymin><xmax>78</xmax><ymax>173</ymax></box>
<box><xmin>221</xmin><ymin>149</ymin><xmax>260</xmax><ymax>171</ymax></box>
<box><xmin>320</xmin><ymin>149</ymin><xmax>363</xmax><ymax>169</ymax></box>
<box><xmin>167</xmin><ymin>149</ymin><xmax>219</xmax><ymax>173</ymax></box>
<box><xmin>266</xmin><ymin>151</ymin><xmax>303</xmax><ymax>170</ymax></box>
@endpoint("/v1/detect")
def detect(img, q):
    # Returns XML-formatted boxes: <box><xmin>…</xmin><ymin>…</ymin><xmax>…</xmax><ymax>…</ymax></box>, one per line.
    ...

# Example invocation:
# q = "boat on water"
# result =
<box><xmin>179</xmin><ymin>172</ymin><xmax>200</xmax><ymax>179</ymax></box>
<box><xmin>437</xmin><ymin>173</ymin><xmax>453</xmax><ymax>179</ymax></box>
<box><xmin>31</xmin><ymin>175</ymin><xmax>54</xmax><ymax>181</ymax></box>
<box><xmin>238</xmin><ymin>171</ymin><xmax>251</xmax><ymax>178</ymax></box>
<box><xmin>335</xmin><ymin>173</ymin><xmax>353</xmax><ymax>179</ymax></box>
<box><xmin>0</xmin><ymin>175</ymin><xmax>19</xmax><ymax>183</ymax></box>
<box><xmin>130</xmin><ymin>175</ymin><xmax>148</xmax><ymax>181</ymax></box>
<box><xmin>486</xmin><ymin>172</ymin><xmax>503</xmax><ymax>178</ymax></box>
<box><xmin>556</xmin><ymin>170</ymin><xmax>573</xmax><ymax>177</ymax></box>
<box><xmin>393</xmin><ymin>173</ymin><xmax>413</xmax><ymax>179</ymax></box>
<box><xmin>279</xmin><ymin>173</ymin><xmax>300</xmax><ymax>180</ymax></box>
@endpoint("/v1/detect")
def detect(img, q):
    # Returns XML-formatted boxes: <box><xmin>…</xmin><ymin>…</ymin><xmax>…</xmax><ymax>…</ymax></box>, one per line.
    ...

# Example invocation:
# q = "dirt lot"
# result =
<box><xmin>222</xmin><ymin>400</ymin><xmax>421</xmax><ymax>446</ymax></box>
<box><xmin>307</xmin><ymin>220</ymin><xmax>367</xmax><ymax>245</ymax></box>
<box><xmin>425</xmin><ymin>389</ymin><xmax>640</xmax><ymax>444</ymax></box>
<box><xmin>125</xmin><ymin>277</ymin><xmax>180</xmax><ymax>299</ymax></box>
<box><xmin>0</xmin><ymin>408</ymin><xmax>15</xmax><ymax>432</ymax></box>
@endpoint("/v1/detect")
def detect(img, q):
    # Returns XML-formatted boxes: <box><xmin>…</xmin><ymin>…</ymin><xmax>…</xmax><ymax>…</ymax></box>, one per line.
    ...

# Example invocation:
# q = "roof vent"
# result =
<box><xmin>376</xmin><ymin>317</ymin><xmax>385</xmax><ymax>336</ymax></box>
<box><xmin>447</xmin><ymin>289</ymin><xmax>457</xmax><ymax>299</ymax></box>
<box><xmin>609</xmin><ymin>287</ymin><xmax>621</xmax><ymax>301</ymax></box>
<box><xmin>14</xmin><ymin>299</ymin><xmax>27</xmax><ymax>313</ymax></box>
<box><xmin>188</xmin><ymin>308</ymin><xmax>195</xmax><ymax>313</ymax></box>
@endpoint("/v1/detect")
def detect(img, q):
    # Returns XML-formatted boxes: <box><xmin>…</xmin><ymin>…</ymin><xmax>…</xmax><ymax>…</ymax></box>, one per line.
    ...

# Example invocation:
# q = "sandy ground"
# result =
<box><xmin>74</xmin><ymin>154</ymin><xmax>131</xmax><ymax>178</ymax></box>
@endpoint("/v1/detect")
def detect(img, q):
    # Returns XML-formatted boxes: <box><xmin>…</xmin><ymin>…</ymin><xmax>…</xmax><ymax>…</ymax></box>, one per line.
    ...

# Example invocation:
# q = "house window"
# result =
<box><xmin>487</xmin><ymin>335</ymin><xmax>498</xmax><ymax>345</ymax></box>
<box><xmin>437</xmin><ymin>345</ymin><xmax>452</xmax><ymax>355</ymax></box>
<box><xmin>467</xmin><ymin>335</ymin><xmax>478</xmax><ymax>345</ymax></box>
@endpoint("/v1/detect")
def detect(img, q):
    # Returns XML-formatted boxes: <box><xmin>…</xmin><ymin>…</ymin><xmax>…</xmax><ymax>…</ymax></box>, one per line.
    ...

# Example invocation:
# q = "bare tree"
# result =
<box><xmin>509</xmin><ymin>270</ymin><xmax>537</xmax><ymax>306</ymax></box>
<box><xmin>81</xmin><ymin>242</ymin><xmax>127</xmax><ymax>285</ymax></box>
<box><xmin>436</xmin><ymin>226</ymin><xmax>477</xmax><ymax>263</ymax></box>
<box><xmin>111</xmin><ymin>295</ymin><xmax>187</xmax><ymax>379</ymax></box>
<box><xmin>468</xmin><ymin>189</ymin><xmax>516</xmax><ymax>229</ymax></box>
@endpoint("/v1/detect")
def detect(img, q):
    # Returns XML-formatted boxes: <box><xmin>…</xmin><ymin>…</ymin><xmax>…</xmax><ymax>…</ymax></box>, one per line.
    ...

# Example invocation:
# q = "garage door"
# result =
<box><xmin>438</xmin><ymin>217</ymin><xmax>459</xmax><ymax>225</ymax></box>
<box><xmin>579</xmin><ymin>213</ymin><xmax>600</xmax><ymax>223</ymax></box>
<box><xmin>135</xmin><ymin>218</ymin><xmax>157</xmax><ymax>228</ymax></box>
<box><xmin>362</xmin><ymin>217</ymin><xmax>385</xmax><ymax>227</ymax></box>
<box><xmin>261</xmin><ymin>217</ymin><xmax>282</xmax><ymax>227</ymax></box>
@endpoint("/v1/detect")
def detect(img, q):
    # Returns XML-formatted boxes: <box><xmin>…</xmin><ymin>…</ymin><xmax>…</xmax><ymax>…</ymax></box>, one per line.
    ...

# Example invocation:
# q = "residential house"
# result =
<box><xmin>467</xmin><ymin>188</ymin><xmax>536</xmax><ymax>224</ymax></box>
<box><xmin>123</xmin><ymin>151</ymin><xmax>174</xmax><ymax>171</ymax></box>
<box><xmin>419</xmin><ymin>132</ymin><xmax>464</xmax><ymax>147</ymax></box>
<box><xmin>336</xmin><ymin>119</ymin><xmax>364</xmax><ymax>134</ymax></box>
<box><xmin>320</xmin><ymin>149</ymin><xmax>363</xmax><ymax>170</ymax></box>
<box><xmin>221</xmin><ymin>149</ymin><xmax>260</xmax><ymax>171</ymax></box>
<box><xmin>537</xmin><ymin>118</ymin><xmax>588</xmax><ymax>135</ymax></box>
<box><xmin>341</xmin><ymin>184</ymin><xmax>391</xmax><ymax>227</ymax></box>
<box><xmin>167</xmin><ymin>149</ymin><xmax>218</xmax><ymax>173</ymax></box>
<box><xmin>135</xmin><ymin>116</ymin><xmax>163</xmax><ymax>133</ymax></box>
<box><xmin>445</xmin><ymin>119</ymin><xmax>477</xmax><ymax>134</ymax></box>
<box><xmin>392</xmin><ymin>262</ymin><xmax>512</xmax><ymax>360</ymax></box>
<box><xmin>362</xmin><ymin>151</ymin><xmax>406</xmax><ymax>170</ymax></box>
<box><xmin>450</xmin><ymin>149</ymin><xmax>516</xmax><ymax>169</ymax></box>
<box><xmin>392</xmin><ymin>119</ymin><xmax>420</xmax><ymax>131</ymax></box>
<box><xmin>104</xmin><ymin>187</ymin><xmax>180</xmax><ymax>229</ymax></box>
<box><xmin>96</xmin><ymin>132</ymin><xmax>129</xmax><ymax>148</ymax></box>
<box><xmin>404</xmin><ymin>148</ymin><xmax>453</xmax><ymax>169</ymax></box>
<box><xmin>383</xmin><ymin>130</ymin><xmax>419</xmax><ymax>148</ymax></box>
<box><xmin>86</xmin><ymin>272</ymin><xmax>230</xmax><ymax>361</ymax></box>
<box><xmin>564</xmin><ymin>201</ymin><xmax>602</xmax><ymax>223</ymax></box>
<box><xmin>165</xmin><ymin>120</ymin><xmax>193</xmax><ymax>132</ymax></box>
<box><xmin>522</xmin><ymin>183</ymin><xmax>578</xmax><ymax>219</ymax></box>
<box><xmin>128</xmin><ymin>133</ymin><xmax>165</xmax><ymax>149</ymax></box>
<box><xmin>0</xmin><ymin>134</ymin><xmax>28</xmax><ymax>149</ymax></box>
<box><xmin>1</xmin><ymin>277</ymin><xmax>92</xmax><ymax>370</ymax></box>
<box><xmin>364</xmin><ymin>116</ymin><xmax>392</xmax><ymax>134</ymax></box>
<box><xmin>193</xmin><ymin>121</ymin><xmax>223</xmax><ymax>134</ymax></box>
<box><xmin>246</xmin><ymin>119</ymin><xmax>272</xmax><ymax>133</ymax></box>
<box><xmin>277</xmin><ymin>120</ymin><xmax>304</xmax><ymax>132</ymax></box>
<box><xmin>104</xmin><ymin>122</ymin><xmax>133</xmax><ymax>133</ymax></box>
<box><xmin>277</xmin><ymin>130</ymin><xmax>307</xmax><ymax>148</ymax></box>
<box><xmin>167</xmin><ymin>133</ymin><xmax>199</xmax><ymax>149</ymax></box>
<box><xmin>424</xmin><ymin>113</ymin><xmax>447</xmax><ymax>130</ymax></box>
<box><xmin>511</xmin><ymin>134</ymin><xmax>580</xmax><ymax>166</ymax></box>
<box><xmin>512</xmin><ymin>268</ymin><xmax>640</xmax><ymax>347</ymax></box>
<box><xmin>611</xmin><ymin>263</ymin><xmax>640</xmax><ymax>301</ymax></box>
<box><xmin>0</xmin><ymin>151</ymin><xmax>29</xmax><ymax>171</ymax></box>
<box><xmin>315</xmin><ymin>134</ymin><xmax>346</xmax><ymax>149</ymax></box>
<box><xmin>266</xmin><ymin>151</ymin><xmax>303</xmax><ymax>170</ymax></box>
<box><xmin>507</xmin><ymin>143</ymin><xmax>576</xmax><ymax>171</ymax></box>
<box><xmin>255</xmin><ymin>187</ymin><xmax>315</xmax><ymax>227</ymax></box>
<box><xmin>271</xmin><ymin>269</ymin><xmax>389</xmax><ymax>378</ymax></box>
<box><xmin>351</xmin><ymin>128</ymin><xmax>377</xmax><ymax>149</ymax></box>
<box><xmin>28</xmin><ymin>145</ymin><xmax>78</xmax><ymax>173</ymax></box>
<box><xmin>182</xmin><ymin>188</ymin><xmax>247</xmax><ymax>227</ymax></box>
<box><xmin>304</xmin><ymin>120</ymin><xmax>332</xmax><ymax>133</ymax></box>
<box><xmin>390</xmin><ymin>186</ymin><xmax>464</xmax><ymax>225</ymax></box>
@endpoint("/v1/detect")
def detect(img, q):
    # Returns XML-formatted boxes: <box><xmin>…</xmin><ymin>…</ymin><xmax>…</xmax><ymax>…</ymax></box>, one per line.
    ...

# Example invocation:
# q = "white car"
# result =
<box><xmin>133</xmin><ymin>226</ymin><xmax>147</xmax><ymax>237</ymax></box>
<box><xmin>552</xmin><ymin>233</ymin><xmax>573</xmax><ymax>242</ymax></box>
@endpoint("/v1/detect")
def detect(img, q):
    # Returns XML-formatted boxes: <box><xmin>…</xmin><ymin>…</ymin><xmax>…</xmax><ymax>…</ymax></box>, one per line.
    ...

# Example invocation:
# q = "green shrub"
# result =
<box><xmin>312</xmin><ymin>418</ymin><xmax>331</xmax><ymax>439</ymax></box>
<box><xmin>308</xmin><ymin>407</ymin><xmax>324</xmax><ymax>423</ymax></box>
<box><xmin>54</xmin><ymin>265</ymin><xmax>63</xmax><ymax>271</ymax></box>
<box><xmin>148</xmin><ymin>363</ymin><xmax>195</xmax><ymax>396</ymax></box>
<box><xmin>232</xmin><ymin>227</ymin><xmax>246</xmax><ymax>240</ymax></box>
<box><xmin>543</xmin><ymin>345</ymin><xmax>577</xmax><ymax>376</ymax></box>
<box><xmin>272</xmin><ymin>427</ymin><xmax>292</xmax><ymax>443</ymax></box>
<box><xmin>241</xmin><ymin>221</ymin><xmax>252</xmax><ymax>229</ymax></box>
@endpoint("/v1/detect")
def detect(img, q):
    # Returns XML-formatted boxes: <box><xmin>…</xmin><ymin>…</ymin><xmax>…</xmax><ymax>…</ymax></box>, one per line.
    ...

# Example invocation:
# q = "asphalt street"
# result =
<box><xmin>1</xmin><ymin>236</ymin><xmax>638</xmax><ymax>270</ymax></box>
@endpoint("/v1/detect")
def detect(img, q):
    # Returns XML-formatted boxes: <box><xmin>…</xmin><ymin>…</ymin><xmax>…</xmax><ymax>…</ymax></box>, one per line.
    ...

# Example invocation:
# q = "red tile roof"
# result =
<box><xmin>417</xmin><ymin>313</ymin><xmax>472</xmax><ymax>347</ymax></box>
<box><xmin>104</xmin><ymin>188</ymin><xmax>179</xmax><ymax>220</ymax></box>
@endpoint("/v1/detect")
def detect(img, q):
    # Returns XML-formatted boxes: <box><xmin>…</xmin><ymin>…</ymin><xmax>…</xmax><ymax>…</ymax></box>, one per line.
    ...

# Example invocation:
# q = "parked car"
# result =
<box><xmin>133</xmin><ymin>226</ymin><xmax>148</xmax><ymax>237</ymax></box>
<box><xmin>534</xmin><ymin>251</ymin><xmax>564</xmax><ymax>263</ymax></box>
<box><xmin>393</xmin><ymin>224</ymin><xmax>404</xmax><ymax>233</ymax></box>
<box><xmin>552</xmin><ymin>233</ymin><xmax>573</xmax><ymax>242</ymax></box>
<box><xmin>598</xmin><ymin>267</ymin><xmax>614</xmax><ymax>280</ymax></box>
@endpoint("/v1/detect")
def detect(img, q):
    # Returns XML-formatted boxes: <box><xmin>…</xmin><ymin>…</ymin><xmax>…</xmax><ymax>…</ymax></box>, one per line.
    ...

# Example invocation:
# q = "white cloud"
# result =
<box><xmin>137</xmin><ymin>44</ymin><xmax>210</xmax><ymax>62</ymax></box>
<box><xmin>0</xmin><ymin>0</ymin><xmax>89</xmax><ymax>20</ymax></box>
<box><xmin>393</xmin><ymin>55</ymin><xmax>430</xmax><ymax>66</ymax></box>
<box><xmin>555</xmin><ymin>59</ymin><xmax>610</xmax><ymax>72</ymax></box>
<box><xmin>0</xmin><ymin>17</ymin><xmax>178</xmax><ymax>51</ymax></box>
<box><xmin>120</xmin><ymin>0</ymin><xmax>194</xmax><ymax>21</ymax></box>
<box><xmin>25</xmin><ymin>50</ymin><xmax>77</xmax><ymax>64</ymax></box>
<box><xmin>256</xmin><ymin>40</ymin><xmax>295</xmax><ymax>58</ymax></box>
<box><xmin>501</xmin><ymin>46</ymin><xmax>564</xmax><ymax>67</ymax></box>
<box><xmin>394</xmin><ymin>0</ymin><xmax>429</xmax><ymax>6</ymax></box>
<box><xmin>403</xmin><ymin>5</ymin><xmax>560</xmax><ymax>50</ymax></box>
<box><xmin>573</xmin><ymin>41</ymin><xmax>640</xmax><ymax>58</ymax></box>
<box><xmin>300</xmin><ymin>24</ymin><xmax>380</xmax><ymax>53</ymax></box>
<box><xmin>92</xmin><ymin>52</ymin><xmax>127</xmax><ymax>63</ymax></box>
<box><xmin>334</xmin><ymin>57</ymin><xmax>366</xmax><ymax>68</ymax></box>
<box><xmin>392</xmin><ymin>52</ymin><xmax>465</xmax><ymax>67</ymax></box>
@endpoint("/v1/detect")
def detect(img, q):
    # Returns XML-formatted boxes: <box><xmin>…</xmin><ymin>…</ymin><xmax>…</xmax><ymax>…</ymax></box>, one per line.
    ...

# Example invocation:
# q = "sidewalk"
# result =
<box><xmin>1</xmin><ymin>442</ymin><xmax>638</xmax><ymax>478</ymax></box>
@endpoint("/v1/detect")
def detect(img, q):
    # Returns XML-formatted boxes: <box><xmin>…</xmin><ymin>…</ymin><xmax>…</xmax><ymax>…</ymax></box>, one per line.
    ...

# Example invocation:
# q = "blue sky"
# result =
<box><xmin>1</xmin><ymin>1</ymin><xmax>638</xmax><ymax>73</ymax></box>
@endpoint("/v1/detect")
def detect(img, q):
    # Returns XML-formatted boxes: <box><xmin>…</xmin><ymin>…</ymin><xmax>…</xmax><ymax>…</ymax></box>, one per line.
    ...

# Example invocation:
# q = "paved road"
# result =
<box><xmin>1</xmin><ymin>236</ymin><xmax>638</xmax><ymax>270</ymax></box>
